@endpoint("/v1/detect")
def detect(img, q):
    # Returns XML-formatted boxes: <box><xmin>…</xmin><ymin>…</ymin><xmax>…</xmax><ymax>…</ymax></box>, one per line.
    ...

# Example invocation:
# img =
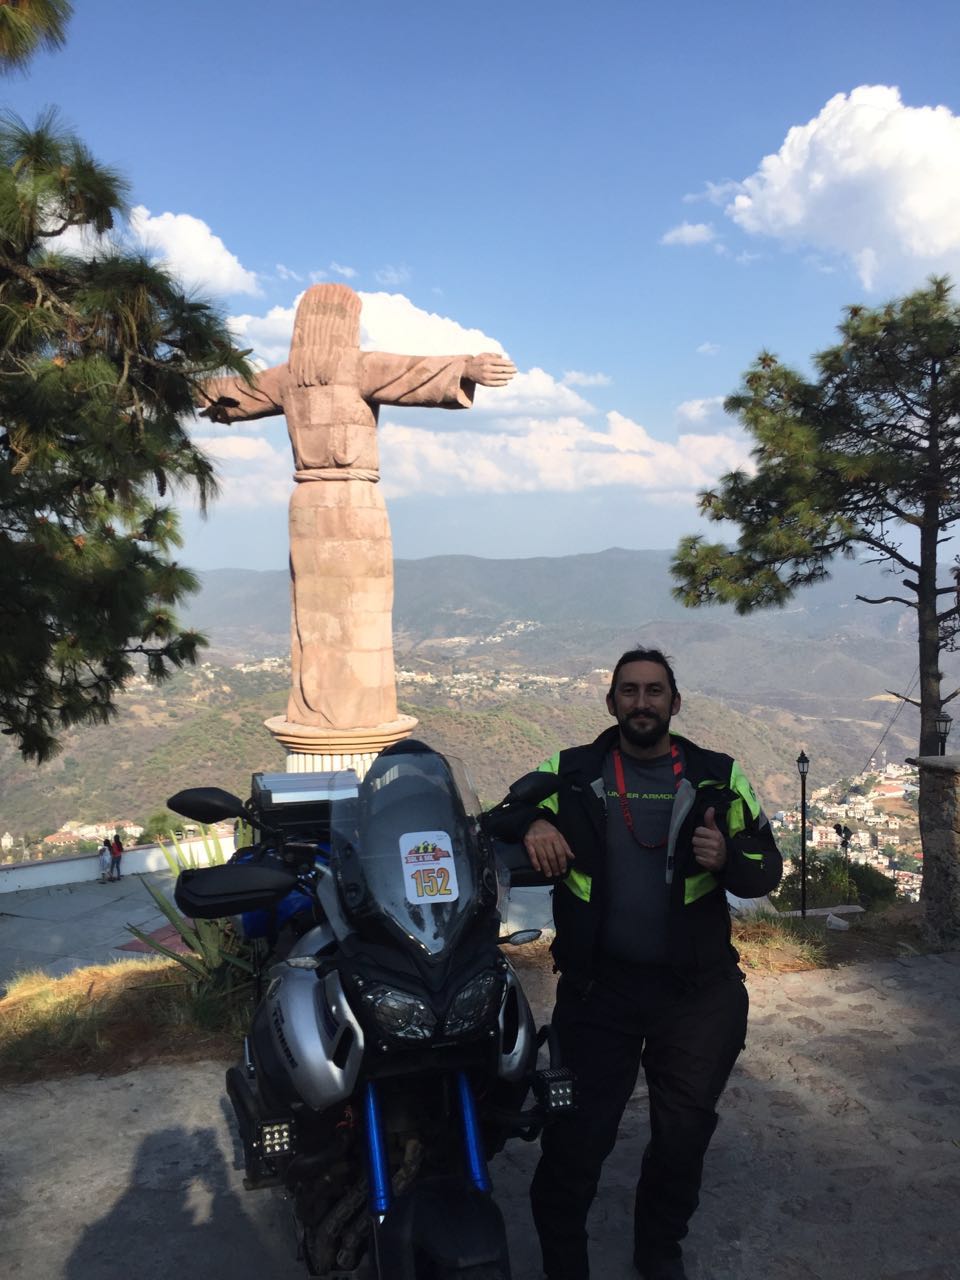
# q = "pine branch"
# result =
<box><xmin>856</xmin><ymin>533</ymin><xmax>919</xmax><ymax>574</ymax></box>
<box><xmin>856</xmin><ymin>593</ymin><xmax>916</xmax><ymax>609</ymax></box>
<box><xmin>886</xmin><ymin>689</ymin><xmax>922</xmax><ymax>708</ymax></box>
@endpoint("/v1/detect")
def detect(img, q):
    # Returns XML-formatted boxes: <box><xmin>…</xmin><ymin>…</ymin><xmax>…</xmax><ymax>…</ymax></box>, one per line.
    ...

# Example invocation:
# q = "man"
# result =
<box><xmin>489</xmin><ymin>647</ymin><xmax>781</xmax><ymax>1280</ymax></box>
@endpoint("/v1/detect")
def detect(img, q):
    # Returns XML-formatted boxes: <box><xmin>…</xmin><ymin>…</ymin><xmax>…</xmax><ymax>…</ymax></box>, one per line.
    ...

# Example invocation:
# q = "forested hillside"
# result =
<box><xmin>0</xmin><ymin>547</ymin><xmax>940</xmax><ymax>838</ymax></box>
<box><xmin>0</xmin><ymin>660</ymin><xmax>916</xmax><ymax>835</ymax></box>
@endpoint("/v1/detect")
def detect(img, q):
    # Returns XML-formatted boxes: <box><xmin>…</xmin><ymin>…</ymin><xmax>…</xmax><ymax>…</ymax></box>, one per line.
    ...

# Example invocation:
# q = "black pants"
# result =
<box><xmin>530</xmin><ymin>964</ymin><xmax>748</xmax><ymax>1280</ymax></box>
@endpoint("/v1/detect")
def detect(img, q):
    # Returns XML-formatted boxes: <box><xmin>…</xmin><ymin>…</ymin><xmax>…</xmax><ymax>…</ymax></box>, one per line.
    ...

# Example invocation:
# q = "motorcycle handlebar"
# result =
<box><xmin>490</xmin><ymin>837</ymin><xmax>562</xmax><ymax>888</ymax></box>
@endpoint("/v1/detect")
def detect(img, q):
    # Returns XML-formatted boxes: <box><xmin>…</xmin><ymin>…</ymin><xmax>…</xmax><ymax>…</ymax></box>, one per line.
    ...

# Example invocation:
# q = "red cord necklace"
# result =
<box><xmin>611</xmin><ymin>743</ymin><xmax>683</xmax><ymax>850</ymax></box>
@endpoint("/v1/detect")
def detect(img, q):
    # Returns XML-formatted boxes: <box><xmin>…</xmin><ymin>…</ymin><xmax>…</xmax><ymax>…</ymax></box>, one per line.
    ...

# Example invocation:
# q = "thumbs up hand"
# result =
<box><xmin>693</xmin><ymin>806</ymin><xmax>728</xmax><ymax>871</ymax></box>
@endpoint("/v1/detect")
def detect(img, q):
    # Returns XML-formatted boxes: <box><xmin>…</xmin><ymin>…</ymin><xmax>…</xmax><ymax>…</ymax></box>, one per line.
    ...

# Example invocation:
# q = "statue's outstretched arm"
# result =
<box><xmin>463</xmin><ymin>354</ymin><xmax>517</xmax><ymax>387</ymax></box>
<box><xmin>198</xmin><ymin>365</ymin><xmax>286</xmax><ymax>423</ymax></box>
<box><xmin>359</xmin><ymin>352</ymin><xmax>516</xmax><ymax>409</ymax></box>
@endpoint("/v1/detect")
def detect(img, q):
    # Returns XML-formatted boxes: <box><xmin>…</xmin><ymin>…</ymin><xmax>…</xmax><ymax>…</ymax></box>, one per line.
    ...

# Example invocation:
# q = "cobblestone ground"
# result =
<box><xmin>498</xmin><ymin>952</ymin><xmax>960</xmax><ymax>1280</ymax></box>
<box><xmin>1</xmin><ymin>955</ymin><xmax>958</xmax><ymax>1280</ymax></box>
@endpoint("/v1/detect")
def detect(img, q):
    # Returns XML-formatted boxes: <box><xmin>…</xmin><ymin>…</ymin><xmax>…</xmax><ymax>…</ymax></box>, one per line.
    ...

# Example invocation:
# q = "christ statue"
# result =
<box><xmin>201</xmin><ymin>283</ymin><xmax>516</xmax><ymax>734</ymax></box>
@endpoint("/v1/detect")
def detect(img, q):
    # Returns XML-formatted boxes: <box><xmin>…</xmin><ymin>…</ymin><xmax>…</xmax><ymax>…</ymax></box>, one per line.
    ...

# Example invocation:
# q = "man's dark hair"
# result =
<box><xmin>608</xmin><ymin>647</ymin><xmax>679</xmax><ymax>701</ymax></box>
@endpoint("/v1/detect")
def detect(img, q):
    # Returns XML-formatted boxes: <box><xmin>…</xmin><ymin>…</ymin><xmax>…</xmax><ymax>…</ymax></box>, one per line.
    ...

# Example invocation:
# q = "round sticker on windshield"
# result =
<box><xmin>400</xmin><ymin>831</ymin><xmax>460</xmax><ymax>905</ymax></box>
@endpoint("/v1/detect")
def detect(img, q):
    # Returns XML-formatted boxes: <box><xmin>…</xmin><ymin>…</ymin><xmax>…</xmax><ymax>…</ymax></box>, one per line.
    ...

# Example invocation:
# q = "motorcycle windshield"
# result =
<box><xmin>329</xmin><ymin>747</ymin><xmax>486</xmax><ymax>958</ymax></box>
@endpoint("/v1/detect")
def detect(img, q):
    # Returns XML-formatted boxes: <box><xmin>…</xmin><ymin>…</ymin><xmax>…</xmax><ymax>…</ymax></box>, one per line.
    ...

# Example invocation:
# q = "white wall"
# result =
<box><xmin>0</xmin><ymin>835</ymin><xmax>236</xmax><ymax>895</ymax></box>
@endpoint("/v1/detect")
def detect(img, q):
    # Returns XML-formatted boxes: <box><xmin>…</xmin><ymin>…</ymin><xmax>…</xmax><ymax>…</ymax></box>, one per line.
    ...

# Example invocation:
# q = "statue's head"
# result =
<box><xmin>290</xmin><ymin>283</ymin><xmax>362</xmax><ymax>386</ymax></box>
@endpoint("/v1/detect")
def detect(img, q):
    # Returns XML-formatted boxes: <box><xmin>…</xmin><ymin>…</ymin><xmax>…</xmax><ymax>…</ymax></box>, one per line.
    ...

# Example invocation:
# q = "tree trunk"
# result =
<box><xmin>914</xmin><ymin>758</ymin><xmax>960</xmax><ymax>948</ymax></box>
<box><xmin>916</xmin><ymin>404</ymin><xmax>948</xmax><ymax>936</ymax></box>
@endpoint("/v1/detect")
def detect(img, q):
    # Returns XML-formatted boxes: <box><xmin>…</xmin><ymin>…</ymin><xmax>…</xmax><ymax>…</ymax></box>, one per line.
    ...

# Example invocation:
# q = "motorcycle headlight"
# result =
<box><xmin>361</xmin><ymin>984</ymin><xmax>437</xmax><ymax>1043</ymax></box>
<box><xmin>443</xmin><ymin>972</ymin><xmax>502</xmax><ymax>1039</ymax></box>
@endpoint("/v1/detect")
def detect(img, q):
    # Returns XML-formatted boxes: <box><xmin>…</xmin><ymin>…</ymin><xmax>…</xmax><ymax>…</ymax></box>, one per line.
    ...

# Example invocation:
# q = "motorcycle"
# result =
<box><xmin>169</xmin><ymin>739</ymin><xmax>573</xmax><ymax>1280</ymax></box>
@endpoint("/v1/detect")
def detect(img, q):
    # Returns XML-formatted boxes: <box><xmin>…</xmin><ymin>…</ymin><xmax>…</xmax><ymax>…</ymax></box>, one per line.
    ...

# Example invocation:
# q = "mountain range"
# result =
<box><xmin>0</xmin><ymin>548</ymin><xmax>948</xmax><ymax>836</ymax></box>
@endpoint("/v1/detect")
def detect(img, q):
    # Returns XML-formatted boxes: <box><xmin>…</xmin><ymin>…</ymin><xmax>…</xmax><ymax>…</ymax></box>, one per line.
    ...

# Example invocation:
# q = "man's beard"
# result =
<box><xmin>618</xmin><ymin>709</ymin><xmax>671</xmax><ymax>750</ymax></box>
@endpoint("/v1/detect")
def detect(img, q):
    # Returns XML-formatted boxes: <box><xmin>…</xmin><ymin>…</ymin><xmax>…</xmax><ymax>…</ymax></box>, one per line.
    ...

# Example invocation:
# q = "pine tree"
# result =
<box><xmin>0</xmin><ymin>110</ymin><xmax>251</xmax><ymax>760</ymax></box>
<box><xmin>671</xmin><ymin>277</ymin><xmax>960</xmax><ymax>936</ymax></box>
<box><xmin>0</xmin><ymin>0</ymin><xmax>71</xmax><ymax>72</ymax></box>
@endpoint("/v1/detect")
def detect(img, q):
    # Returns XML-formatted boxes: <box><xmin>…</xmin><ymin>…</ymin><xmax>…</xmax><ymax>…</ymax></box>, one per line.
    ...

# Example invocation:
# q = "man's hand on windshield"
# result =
<box><xmin>523</xmin><ymin>818</ymin><xmax>574</xmax><ymax>878</ymax></box>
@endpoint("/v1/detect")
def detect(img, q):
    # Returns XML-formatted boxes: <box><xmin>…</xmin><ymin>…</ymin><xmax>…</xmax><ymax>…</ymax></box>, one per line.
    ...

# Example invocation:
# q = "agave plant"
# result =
<box><xmin>126</xmin><ymin>828</ymin><xmax>255</xmax><ymax>1011</ymax></box>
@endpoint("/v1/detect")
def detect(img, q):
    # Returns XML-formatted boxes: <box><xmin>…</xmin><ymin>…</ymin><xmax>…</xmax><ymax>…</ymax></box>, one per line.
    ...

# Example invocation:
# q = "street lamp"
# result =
<box><xmin>935</xmin><ymin>710</ymin><xmax>953</xmax><ymax>756</ymax></box>
<box><xmin>833</xmin><ymin>822</ymin><xmax>853</xmax><ymax>870</ymax></box>
<box><xmin>796</xmin><ymin>751</ymin><xmax>809</xmax><ymax>920</ymax></box>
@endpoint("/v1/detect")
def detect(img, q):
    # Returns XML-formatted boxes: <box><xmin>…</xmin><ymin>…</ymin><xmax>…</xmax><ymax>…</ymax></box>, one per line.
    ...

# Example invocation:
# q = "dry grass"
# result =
<box><xmin>0</xmin><ymin>957</ymin><xmax>240</xmax><ymax>1084</ymax></box>
<box><xmin>732</xmin><ymin>912</ymin><xmax>827</xmax><ymax>973</ymax></box>
<box><xmin>736</xmin><ymin>902</ymin><xmax>931</xmax><ymax>972</ymax></box>
<box><xmin>0</xmin><ymin>904</ymin><xmax>936</xmax><ymax>1085</ymax></box>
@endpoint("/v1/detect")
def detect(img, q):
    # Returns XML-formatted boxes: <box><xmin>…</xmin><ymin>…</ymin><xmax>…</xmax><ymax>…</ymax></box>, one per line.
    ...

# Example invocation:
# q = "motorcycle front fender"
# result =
<box><xmin>376</xmin><ymin>1175</ymin><xmax>511</xmax><ymax>1279</ymax></box>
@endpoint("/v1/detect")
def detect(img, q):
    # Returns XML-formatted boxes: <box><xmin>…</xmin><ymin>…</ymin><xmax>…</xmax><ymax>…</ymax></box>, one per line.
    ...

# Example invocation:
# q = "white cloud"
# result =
<box><xmin>696</xmin><ymin>342</ymin><xmax>720</xmax><ymax>356</ymax></box>
<box><xmin>358</xmin><ymin>291</ymin><xmax>504</xmax><ymax>356</ymax></box>
<box><xmin>50</xmin><ymin>221</ymin><xmax>111</xmax><ymax>257</ymax></box>
<box><xmin>276</xmin><ymin>263</ymin><xmax>302</xmax><ymax>282</ymax></box>
<box><xmin>660</xmin><ymin>221</ymin><xmax>716</xmax><ymax>247</ymax></box>
<box><xmin>129</xmin><ymin>206</ymin><xmax>259</xmax><ymax>296</ymax></box>
<box><xmin>473</xmin><ymin>368</ymin><xmax>592</xmax><ymax>418</ymax></box>
<box><xmin>330</xmin><ymin>261</ymin><xmax>357</xmax><ymax>278</ymax></box>
<box><xmin>193</xmin><ymin>432</ymin><xmax>291</xmax><ymax>507</ymax></box>
<box><xmin>196</xmin><ymin>283</ymin><xmax>752</xmax><ymax>515</ymax></box>
<box><xmin>562</xmin><ymin>370</ymin><xmax>612</xmax><ymax>387</ymax></box>
<box><xmin>374</xmin><ymin>264</ymin><xmax>411</xmax><ymax>286</ymax></box>
<box><xmin>676</xmin><ymin>396</ymin><xmax>726</xmax><ymax>423</ymax></box>
<box><xmin>194</xmin><ymin>434</ymin><xmax>277</xmax><ymax>462</ymax></box>
<box><xmin>725</xmin><ymin>85</ymin><xmax>960</xmax><ymax>288</ymax></box>
<box><xmin>379</xmin><ymin>410</ymin><xmax>751</xmax><ymax>499</ymax></box>
<box><xmin>188</xmin><ymin>405</ymin><xmax>752</xmax><ymax>512</ymax></box>
<box><xmin>362</xmin><ymin>296</ymin><xmax>592</xmax><ymax>417</ymax></box>
<box><xmin>228</xmin><ymin>301</ymin><xmax>300</xmax><ymax>366</ymax></box>
<box><xmin>703</xmin><ymin>180</ymin><xmax>741</xmax><ymax>206</ymax></box>
<box><xmin>227</xmin><ymin>290</ymin><xmax>510</xmax><ymax>370</ymax></box>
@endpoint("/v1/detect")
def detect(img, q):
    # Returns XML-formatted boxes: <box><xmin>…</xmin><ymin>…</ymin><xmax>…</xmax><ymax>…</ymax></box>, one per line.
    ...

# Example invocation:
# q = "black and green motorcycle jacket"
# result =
<box><xmin>491</xmin><ymin>725</ymin><xmax>783</xmax><ymax>983</ymax></box>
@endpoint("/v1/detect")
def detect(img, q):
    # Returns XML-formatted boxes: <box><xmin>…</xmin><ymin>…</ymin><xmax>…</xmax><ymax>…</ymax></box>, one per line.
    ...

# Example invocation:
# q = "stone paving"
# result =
<box><xmin>0</xmin><ymin>872</ymin><xmax>176</xmax><ymax>991</ymax></box>
<box><xmin>2</xmin><ymin>953</ymin><xmax>959</xmax><ymax>1279</ymax></box>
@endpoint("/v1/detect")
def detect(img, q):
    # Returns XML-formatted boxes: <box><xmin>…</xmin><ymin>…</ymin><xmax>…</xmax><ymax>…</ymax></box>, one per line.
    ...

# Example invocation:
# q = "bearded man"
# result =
<box><xmin>487</xmin><ymin>646</ymin><xmax>782</xmax><ymax>1280</ymax></box>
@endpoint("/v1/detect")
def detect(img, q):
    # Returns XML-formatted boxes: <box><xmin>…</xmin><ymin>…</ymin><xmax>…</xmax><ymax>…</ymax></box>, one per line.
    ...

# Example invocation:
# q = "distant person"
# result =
<box><xmin>98</xmin><ymin>839</ymin><xmax>112</xmax><ymax>883</ymax></box>
<box><xmin>109</xmin><ymin>832</ymin><xmax>123</xmax><ymax>881</ymax></box>
<box><xmin>487</xmin><ymin>646</ymin><xmax>782</xmax><ymax>1280</ymax></box>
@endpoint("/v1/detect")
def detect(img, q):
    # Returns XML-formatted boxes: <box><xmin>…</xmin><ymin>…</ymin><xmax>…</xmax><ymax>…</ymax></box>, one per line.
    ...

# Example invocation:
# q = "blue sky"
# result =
<box><xmin>13</xmin><ymin>0</ymin><xmax>960</xmax><ymax>566</ymax></box>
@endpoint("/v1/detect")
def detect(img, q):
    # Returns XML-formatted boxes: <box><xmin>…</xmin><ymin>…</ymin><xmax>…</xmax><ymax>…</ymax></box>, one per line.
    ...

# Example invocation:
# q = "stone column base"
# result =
<box><xmin>264</xmin><ymin>714</ymin><xmax>419</xmax><ymax>778</ymax></box>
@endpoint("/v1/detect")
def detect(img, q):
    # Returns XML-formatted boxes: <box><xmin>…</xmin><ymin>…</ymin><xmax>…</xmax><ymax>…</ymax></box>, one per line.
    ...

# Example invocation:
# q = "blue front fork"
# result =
<box><xmin>456</xmin><ymin>1069</ymin><xmax>492</xmax><ymax>1193</ymax></box>
<box><xmin>363</xmin><ymin>1082</ymin><xmax>391</xmax><ymax>1217</ymax></box>
<box><xmin>363</xmin><ymin>1070</ymin><xmax>492</xmax><ymax>1217</ymax></box>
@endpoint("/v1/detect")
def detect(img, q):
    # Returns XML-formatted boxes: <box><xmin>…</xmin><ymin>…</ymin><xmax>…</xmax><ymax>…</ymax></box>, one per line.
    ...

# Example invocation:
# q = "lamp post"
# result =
<box><xmin>935</xmin><ymin>710</ymin><xmax>953</xmax><ymax>756</ymax></box>
<box><xmin>834</xmin><ymin>822</ymin><xmax>853</xmax><ymax>870</ymax></box>
<box><xmin>796</xmin><ymin>751</ymin><xmax>809</xmax><ymax>920</ymax></box>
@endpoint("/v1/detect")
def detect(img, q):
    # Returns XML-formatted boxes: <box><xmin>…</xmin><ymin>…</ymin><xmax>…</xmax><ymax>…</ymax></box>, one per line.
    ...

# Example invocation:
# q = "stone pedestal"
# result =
<box><xmin>265</xmin><ymin>714</ymin><xmax>418</xmax><ymax>779</ymax></box>
<box><xmin>907</xmin><ymin>754</ymin><xmax>960</xmax><ymax>947</ymax></box>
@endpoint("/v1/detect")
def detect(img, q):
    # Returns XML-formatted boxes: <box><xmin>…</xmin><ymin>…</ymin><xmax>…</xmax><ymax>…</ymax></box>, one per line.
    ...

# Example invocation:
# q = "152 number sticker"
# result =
<box><xmin>400</xmin><ymin>830</ymin><xmax>460</xmax><ymax>905</ymax></box>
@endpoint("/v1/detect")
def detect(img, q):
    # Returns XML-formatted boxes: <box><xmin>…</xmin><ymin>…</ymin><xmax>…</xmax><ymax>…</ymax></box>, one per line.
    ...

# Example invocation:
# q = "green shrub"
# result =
<box><xmin>771</xmin><ymin>854</ymin><xmax>855</xmax><ymax>909</ymax></box>
<box><xmin>847</xmin><ymin>862</ymin><xmax>898</xmax><ymax>909</ymax></box>
<box><xmin>772</xmin><ymin>854</ymin><xmax>898</xmax><ymax>912</ymax></box>
<box><xmin>126</xmin><ymin>831</ymin><xmax>255</xmax><ymax>1014</ymax></box>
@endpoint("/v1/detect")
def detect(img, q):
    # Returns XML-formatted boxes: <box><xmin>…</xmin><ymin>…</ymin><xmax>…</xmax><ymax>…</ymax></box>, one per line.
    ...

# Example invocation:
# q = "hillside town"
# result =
<box><xmin>3</xmin><ymin>734</ymin><xmax>925</xmax><ymax>903</ymax></box>
<box><xmin>770</xmin><ymin>754</ymin><xmax>922</xmax><ymax>901</ymax></box>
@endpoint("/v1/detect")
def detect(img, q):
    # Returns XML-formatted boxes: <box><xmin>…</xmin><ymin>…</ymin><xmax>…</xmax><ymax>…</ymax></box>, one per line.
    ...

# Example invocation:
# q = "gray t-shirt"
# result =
<box><xmin>600</xmin><ymin>748</ymin><xmax>677</xmax><ymax>965</ymax></box>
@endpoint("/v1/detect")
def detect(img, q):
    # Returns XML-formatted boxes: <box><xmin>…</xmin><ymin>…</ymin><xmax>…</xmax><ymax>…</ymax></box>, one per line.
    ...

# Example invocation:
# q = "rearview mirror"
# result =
<box><xmin>167</xmin><ymin>787</ymin><xmax>246</xmax><ymax>824</ymax></box>
<box><xmin>508</xmin><ymin>771</ymin><xmax>558</xmax><ymax>806</ymax></box>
